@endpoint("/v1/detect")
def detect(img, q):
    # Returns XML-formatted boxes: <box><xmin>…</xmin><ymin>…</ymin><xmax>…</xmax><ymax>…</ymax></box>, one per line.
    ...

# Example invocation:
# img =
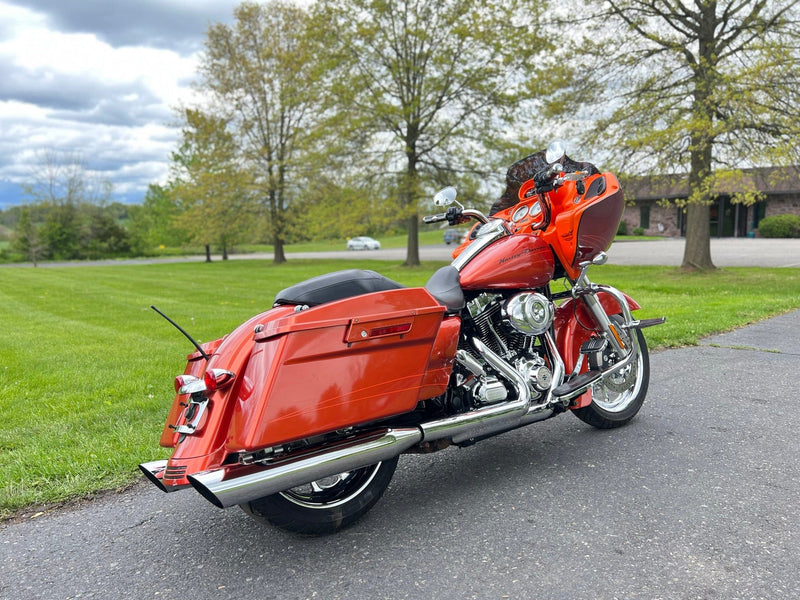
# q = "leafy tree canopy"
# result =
<box><xmin>312</xmin><ymin>0</ymin><xmax>554</xmax><ymax>265</ymax></box>
<box><xmin>550</xmin><ymin>0</ymin><xmax>800</xmax><ymax>269</ymax></box>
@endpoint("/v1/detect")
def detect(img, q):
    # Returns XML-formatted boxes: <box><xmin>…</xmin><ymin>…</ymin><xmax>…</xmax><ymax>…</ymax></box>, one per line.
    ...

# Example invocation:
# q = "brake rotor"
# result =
<box><xmin>601</xmin><ymin>357</ymin><xmax>638</xmax><ymax>393</ymax></box>
<box><xmin>595</xmin><ymin>325</ymin><xmax>638</xmax><ymax>394</ymax></box>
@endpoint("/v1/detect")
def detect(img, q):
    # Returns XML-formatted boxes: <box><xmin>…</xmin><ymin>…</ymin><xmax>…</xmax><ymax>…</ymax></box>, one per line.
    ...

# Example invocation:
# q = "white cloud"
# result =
<box><xmin>0</xmin><ymin>0</ymin><xmax>235</xmax><ymax>207</ymax></box>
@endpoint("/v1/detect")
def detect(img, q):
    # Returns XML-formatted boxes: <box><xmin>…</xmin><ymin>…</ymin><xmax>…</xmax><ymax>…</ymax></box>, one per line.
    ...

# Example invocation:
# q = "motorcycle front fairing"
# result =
<box><xmin>144</xmin><ymin>287</ymin><xmax>458</xmax><ymax>492</ymax></box>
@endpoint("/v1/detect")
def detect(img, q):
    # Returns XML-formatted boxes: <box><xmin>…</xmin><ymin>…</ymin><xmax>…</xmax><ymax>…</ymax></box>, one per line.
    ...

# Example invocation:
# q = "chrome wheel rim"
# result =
<box><xmin>591</xmin><ymin>333</ymin><xmax>644</xmax><ymax>413</ymax></box>
<box><xmin>278</xmin><ymin>463</ymin><xmax>382</xmax><ymax>510</ymax></box>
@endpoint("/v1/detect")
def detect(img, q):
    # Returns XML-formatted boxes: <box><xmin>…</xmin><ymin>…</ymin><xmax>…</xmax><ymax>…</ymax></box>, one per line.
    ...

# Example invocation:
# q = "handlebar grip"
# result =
<box><xmin>423</xmin><ymin>213</ymin><xmax>447</xmax><ymax>224</ymax></box>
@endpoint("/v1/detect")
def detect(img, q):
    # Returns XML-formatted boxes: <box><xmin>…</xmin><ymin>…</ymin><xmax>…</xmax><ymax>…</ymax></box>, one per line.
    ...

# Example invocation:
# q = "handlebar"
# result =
<box><xmin>461</xmin><ymin>209</ymin><xmax>489</xmax><ymax>224</ymax></box>
<box><xmin>553</xmin><ymin>170</ymin><xmax>589</xmax><ymax>187</ymax></box>
<box><xmin>422</xmin><ymin>213</ymin><xmax>447</xmax><ymax>224</ymax></box>
<box><xmin>531</xmin><ymin>165</ymin><xmax>590</xmax><ymax>195</ymax></box>
<box><xmin>423</xmin><ymin>206</ymin><xmax>489</xmax><ymax>226</ymax></box>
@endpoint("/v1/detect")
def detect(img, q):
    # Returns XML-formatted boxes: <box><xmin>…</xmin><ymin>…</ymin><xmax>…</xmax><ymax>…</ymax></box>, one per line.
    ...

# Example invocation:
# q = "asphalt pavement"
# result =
<box><xmin>606</xmin><ymin>237</ymin><xmax>800</xmax><ymax>267</ymax></box>
<box><xmin>2</xmin><ymin>310</ymin><xmax>799</xmax><ymax>600</ymax></box>
<box><xmin>3</xmin><ymin>237</ymin><xmax>800</xmax><ymax>268</ymax></box>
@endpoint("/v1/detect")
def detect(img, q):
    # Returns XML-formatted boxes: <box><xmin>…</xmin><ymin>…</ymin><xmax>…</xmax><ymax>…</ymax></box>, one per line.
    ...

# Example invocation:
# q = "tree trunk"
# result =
<box><xmin>403</xmin><ymin>136</ymin><xmax>420</xmax><ymax>267</ymax></box>
<box><xmin>204</xmin><ymin>244</ymin><xmax>212</xmax><ymax>263</ymax></box>
<box><xmin>681</xmin><ymin>203</ymin><xmax>714</xmax><ymax>270</ymax></box>
<box><xmin>404</xmin><ymin>214</ymin><xmax>420</xmax><ymax>267</ymax></box>
<box><xmin>273</xmin><ymin>238</ymin><xmax>287</xmax><ymax>264</ymax></box>
<box><xmin>681</xmin><ymin>6</ymin><xmax>717</xmax><ymax>272</ymax></box>
<box><xmin>222</xmin><ymin>244</ymin><xmax>228</xmax><ymax>260</ymax></box>
<box><xmin>274</xmin><ymin>159</ymin><xmax>288</xmax><ymax>265</ymax></box>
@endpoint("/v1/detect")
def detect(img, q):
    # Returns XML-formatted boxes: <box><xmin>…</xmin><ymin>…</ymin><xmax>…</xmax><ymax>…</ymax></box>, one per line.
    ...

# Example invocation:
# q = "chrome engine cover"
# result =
<box><xmin>503</xmin><ymin>292</ymin><xmax>554</xmax><ymax>336</ymax></box>
<box><xmin>516</xmin><ymin>356</ymin><xmax>553</xmax><ymax>394</ymax></box>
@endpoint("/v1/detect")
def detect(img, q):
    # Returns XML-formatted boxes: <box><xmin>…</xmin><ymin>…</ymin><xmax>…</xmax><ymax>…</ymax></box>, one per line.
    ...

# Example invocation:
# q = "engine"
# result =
<box><xmin>448</xmin><ymin>292</ymin><xmax>555</xmax><ymax>412</ymax></box>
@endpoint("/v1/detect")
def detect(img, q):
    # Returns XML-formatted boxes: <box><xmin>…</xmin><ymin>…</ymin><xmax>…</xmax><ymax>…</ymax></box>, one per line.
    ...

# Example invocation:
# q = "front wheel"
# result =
<box><xmin>572</xmin><ymin>318</ymin><xmax>650</xmax><ymax>429</ymax></box>
<box><xmin>240</xmin><ymin>458</ymin><xmax>399</xmax><ymax>535</ymax></box>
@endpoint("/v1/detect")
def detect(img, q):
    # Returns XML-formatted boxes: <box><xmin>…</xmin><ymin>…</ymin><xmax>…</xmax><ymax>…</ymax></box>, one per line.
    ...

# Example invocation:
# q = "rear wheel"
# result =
<box><xmin>573</xmin><ymin>317</ymin><xmax>650</xmax><ymax>429</ymax></box>
<box><xmin>240</xmin><ymin>458</ymin><xmax>399</xmax><ymax>535</ymax></box>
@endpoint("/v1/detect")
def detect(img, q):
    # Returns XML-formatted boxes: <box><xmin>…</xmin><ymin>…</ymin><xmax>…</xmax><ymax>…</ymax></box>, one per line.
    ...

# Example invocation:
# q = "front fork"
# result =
<box><xmin>568</xmin><ymin>252</ymin><xmax>664</xmax><ymax>378</ymax></box>
<box><xmin>579</xmin><ymin>285</ymin><xmax>631</xmax><ymax>356</ymax></box>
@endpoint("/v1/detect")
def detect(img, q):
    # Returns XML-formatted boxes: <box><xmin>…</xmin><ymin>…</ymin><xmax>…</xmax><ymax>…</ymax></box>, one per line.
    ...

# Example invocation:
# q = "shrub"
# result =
<box><xmin>632</xmin><ymin>227</ymin><xmax>645</xmax><ymax>236</ymax></box>
<box><xmin>758</xmin><ymin>214</ymin><xmax>800</xmax><ymax>238</ymax></box>
<box><xmin>617</xmin><ymin>220</ymin><xmax>628</xmax><ymax>235</ymax></box>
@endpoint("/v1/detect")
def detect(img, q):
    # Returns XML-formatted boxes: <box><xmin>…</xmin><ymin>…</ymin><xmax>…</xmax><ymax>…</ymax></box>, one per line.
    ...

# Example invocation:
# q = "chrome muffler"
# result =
<box><xmin>187</xmin><ymin>338</ymin><xmax>559</xmax><ymax>509</ymax></box>
<box><xmin>188</xmin><ymin>427</ymin><xmax>422</xmax><ymax>508</ymax></box>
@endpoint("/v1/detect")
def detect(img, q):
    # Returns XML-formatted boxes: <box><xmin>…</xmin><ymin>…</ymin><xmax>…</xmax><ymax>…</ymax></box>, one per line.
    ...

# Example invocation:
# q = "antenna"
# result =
<box><xmin>151</xmin><ymin>305</ymin><xmax>211</xmax><ymax>362</ymax></box>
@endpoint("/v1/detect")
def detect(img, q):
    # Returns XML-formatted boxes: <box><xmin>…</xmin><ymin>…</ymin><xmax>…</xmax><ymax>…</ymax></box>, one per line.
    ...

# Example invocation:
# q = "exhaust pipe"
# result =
<box><xmin>188</xmin><ymin>427</ymin><xmax>422</xmax><ymax>508</ymax></box>
<box><xmin>421</xmin><ymin>338</ymin><xmax>542</xmax><ymax>444</ymax></box>
<box><xmin>139</xmin><ymin>460</ymin><xmax>169</xmax><ymax>492</ymax></box>
<box><xmin>188</xmin><ymin>337</ymin><xmax>564</xmax><ymax>509</ymax></box>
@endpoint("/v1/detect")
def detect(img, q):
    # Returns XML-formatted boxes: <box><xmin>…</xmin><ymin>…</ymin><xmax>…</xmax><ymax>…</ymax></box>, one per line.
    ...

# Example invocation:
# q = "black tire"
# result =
<box><xmin>240</xmin><ymin>458</ymin><xmax>399</xmax><ymax>535</ymax></box>
<box><xmin>572</xmin><ymin>317</ymin><xmax>650</xmax><ymax>429</ymax></box>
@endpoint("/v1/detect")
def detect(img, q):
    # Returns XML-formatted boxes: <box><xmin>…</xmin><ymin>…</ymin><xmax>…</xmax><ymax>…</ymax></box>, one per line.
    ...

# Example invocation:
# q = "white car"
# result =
<box><xmin>346</xmin><ymin>236</ymin><xmax>381</xmax><ymax>250</ymax></box>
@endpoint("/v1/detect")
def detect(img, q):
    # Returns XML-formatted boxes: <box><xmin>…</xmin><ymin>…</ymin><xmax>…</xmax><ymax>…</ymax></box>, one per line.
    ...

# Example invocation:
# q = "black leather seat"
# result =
<box><xmin>425</xmin><ymin>266</ymin><xmax>465</xmax><ymax>312</ymax></box>
<box><xmin>274</xmin><ymin>269</ymin><xmax>404</xmax><ymax>307</ymax></box>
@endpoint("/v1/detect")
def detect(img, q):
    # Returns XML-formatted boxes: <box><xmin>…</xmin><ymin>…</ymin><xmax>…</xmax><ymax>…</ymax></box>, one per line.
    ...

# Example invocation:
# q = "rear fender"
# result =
<box><xmin>554</xmin><ymin>291</ymin><xmax>640</xmax><ymax>409</ymax></box>
<box><xmin>156</xmin><ymin>307</ymin><xmax>295</xmax><ymax>489</ymax></box>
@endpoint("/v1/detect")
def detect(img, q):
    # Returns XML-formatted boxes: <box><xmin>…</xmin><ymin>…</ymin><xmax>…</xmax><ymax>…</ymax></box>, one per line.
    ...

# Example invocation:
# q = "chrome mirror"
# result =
<box><xmin>545</xmin><ymin>140</ymin><xmax>567</xmax><ymax>164</ymax></box>
<box><xmin>433</xmin><ymin>186</ymin><xmax>458</xmax><ymax>207</ymax></box>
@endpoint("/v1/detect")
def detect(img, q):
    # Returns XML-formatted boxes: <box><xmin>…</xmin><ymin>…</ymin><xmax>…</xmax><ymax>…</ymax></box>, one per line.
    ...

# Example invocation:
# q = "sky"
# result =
<box><xmin>0</xmin><ymin>0</ymin><xmax>243</xmax><ymax>209</ymax></box>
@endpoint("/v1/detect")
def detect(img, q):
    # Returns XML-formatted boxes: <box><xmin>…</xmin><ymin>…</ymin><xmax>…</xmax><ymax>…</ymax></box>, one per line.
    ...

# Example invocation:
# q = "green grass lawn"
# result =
<box><xmin>1</xmin><ymin>259</ymin><xmax>799</xmax><ymax>519</ymax></box>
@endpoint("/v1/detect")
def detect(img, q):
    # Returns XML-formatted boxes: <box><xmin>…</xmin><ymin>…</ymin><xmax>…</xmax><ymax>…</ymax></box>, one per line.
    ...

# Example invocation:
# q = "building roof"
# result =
<box><xmin>621</xmin><ymin>166</ymin><xmax>800</xmax><ymax>201</ymax></box>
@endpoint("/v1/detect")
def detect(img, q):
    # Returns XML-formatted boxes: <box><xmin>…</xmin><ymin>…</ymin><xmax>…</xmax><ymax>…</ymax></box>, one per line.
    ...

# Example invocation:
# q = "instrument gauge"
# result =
<box><xmin>512</xmin><ymin>205</ymin><xmax>529</xmax><ymax>222</ymax></box>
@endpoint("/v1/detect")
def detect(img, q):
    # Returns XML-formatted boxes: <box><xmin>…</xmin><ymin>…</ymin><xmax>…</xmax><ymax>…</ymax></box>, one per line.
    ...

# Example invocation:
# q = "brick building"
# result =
<box><xmin>619</xmin><ymin>167</ymin><xmax>800</xmax><ymax>237</ymax></box>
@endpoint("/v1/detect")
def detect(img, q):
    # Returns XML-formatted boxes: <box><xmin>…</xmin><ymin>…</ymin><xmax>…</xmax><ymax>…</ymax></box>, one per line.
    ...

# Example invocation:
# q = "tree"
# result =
<box><xmin>198</xmin><ymin>1</ymin><xmax>327</xmax><ymax>264</ymax></box>
<box><xmin>314</xmin><ymin>0</ymin><xmax>551</xmax><ymax>266</ymax></box>
<box><xmin>557</xmin><ymin>0</ymin><xmax>800</xmax><ymax>270</ymax></box>
<box><xmin>22</xmin><ymin>150</ymin><xmax>110</xmax><ymax>207</ymax></box>
<box><xmin>85</xmin><ymin>205</ymin><xmax>131</xmax><ymax>258</ymax></box>
<box><xmin>41</xmin><ymin>201</ymin><xmax>82</xmax><ymax>259</ymax></box>
<box><xmin>21</xmin><ymin>150</ymin><xmax>115</xmax><ymax>259</ymax></box>
<box><xmin>12</xmin><ymin>207</ymin><xmax>47</xmax><ymax>266</ymax></box>
<box><xmin>127</xmin><ymin>183</ymin><xmax>190</xmax><ymax>253</ymax></box>
<box><xmin>170</xmin><ymin>108</ymin><xmax>254</xmax><ymax>261</ymax></box>
<box><xmin>292</xmin><ymin>176</ymin><xmax>389</xmax><ymax>242</ymax></box>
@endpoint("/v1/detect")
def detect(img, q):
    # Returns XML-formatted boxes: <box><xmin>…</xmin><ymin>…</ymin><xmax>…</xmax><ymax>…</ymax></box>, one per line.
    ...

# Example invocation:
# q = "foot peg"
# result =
<box><xmin>580</xmin><ymin>337</ymin><xmax>608</xmax><ymax>354</ymax></box>
<box><xmin>552</xmin><ymin>370</ymin><xmax>602</xmax><ymax>399</ymax></box>
<box><xmin>633</xmin><ymin>317</ymin><xmax>666</xmax><ymax>329</ymax></box>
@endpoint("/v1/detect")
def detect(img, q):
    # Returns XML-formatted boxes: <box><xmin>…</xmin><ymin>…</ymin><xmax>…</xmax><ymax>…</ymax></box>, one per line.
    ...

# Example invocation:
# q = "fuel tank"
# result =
<box><xmin>458</xmin><ymin>232</ymin><xmax>555</xmax><ymax>290</ymax></box>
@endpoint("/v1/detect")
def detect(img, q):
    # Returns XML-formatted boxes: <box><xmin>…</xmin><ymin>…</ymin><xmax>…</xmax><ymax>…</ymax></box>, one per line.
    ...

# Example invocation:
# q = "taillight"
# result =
<box><xmin>168</xmin><ymin>370</ymin><xmax>233</xmax><ymax>438</ymax></box>
<box><xmin>369</xmin><ymin>323</ymin><xmax>412</xmax><ymax>337</ymax></box>
<box><xmin>174</xmin><ymin>374</ymin><xmax>203</xmax><ymax>394</ymax></box>
<box><xmin>204</xmin><ymin>368</ymin><xmax>235</xmax><ymax>392</ymax></box>
<box><xmin>174</xmin><ymin>369</ymin><xmax>235</xmax><ymax>395</ymax></box>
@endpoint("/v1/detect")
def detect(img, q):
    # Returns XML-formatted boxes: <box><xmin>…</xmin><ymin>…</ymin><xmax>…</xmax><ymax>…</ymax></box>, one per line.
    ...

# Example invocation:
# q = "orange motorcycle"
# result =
<box><xmin>141</xmin><ymin>142</ymin><xmax>664</xmax><ymax>534</ymax></box>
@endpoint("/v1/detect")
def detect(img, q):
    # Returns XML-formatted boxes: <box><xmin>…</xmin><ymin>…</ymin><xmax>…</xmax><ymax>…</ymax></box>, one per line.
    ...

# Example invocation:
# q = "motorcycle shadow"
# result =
<box><xmin>168</xmin><ymin>415</ymin><xmax>645</xmax><ymax>548</ymax></box>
